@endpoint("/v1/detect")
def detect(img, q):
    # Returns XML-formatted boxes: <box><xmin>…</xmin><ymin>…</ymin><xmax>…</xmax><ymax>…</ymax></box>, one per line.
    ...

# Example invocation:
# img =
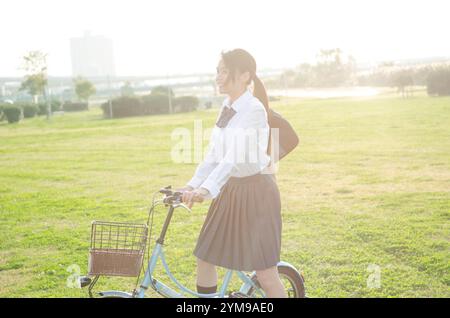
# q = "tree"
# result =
<box><xmin>74</xmin><ymin>77</ymin><xmax>96</xmax><ymax>105</ymax></box>
<box><xmin>151</xmin><ymin>85</ymin><xmax>174</xmax><ymax>98</ymax></box>
<box><xmin>120</xmin><ymin>81</ymin><xmax>134</xmax><ymax>97</ymax></box>
<box><xmin>151</xmin><ymin>85</ymin><xmax>174</xmax><ymax>113</ymax></box>
<box><xmin>19</xmin><ymin>51</ymin><xmax>48</xmax><ymax>104</ymax></box>
<box><xmin>392</xmin><ymin>69</ymin><xmax>414</xmax><ymax>98</ymax></box>
<box><xmin>314</xmin><ymin>48</ymin><xmax>349</xmax><ymax>87</ymax></box>
<box><xmin>294</xmin><ymin>63</ymin><xmax>314</xmax><ymax>87</ymax></box>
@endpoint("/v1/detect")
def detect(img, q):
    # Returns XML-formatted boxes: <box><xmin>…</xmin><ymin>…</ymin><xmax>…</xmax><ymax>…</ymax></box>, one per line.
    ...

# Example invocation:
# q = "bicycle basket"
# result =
<box><xmin>88</xmin><ymin>221</ymin><xmax>148</xmax><ymax>277</ymax></box>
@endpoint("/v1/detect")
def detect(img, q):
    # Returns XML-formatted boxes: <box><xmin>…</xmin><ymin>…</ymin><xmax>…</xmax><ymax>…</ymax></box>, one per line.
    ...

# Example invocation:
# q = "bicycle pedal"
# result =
<box><xmin>79</xmin><ymin>276</ymin><xmax>92</xmax><ymax>288</ymax></box>
<box><xmin>229</xmin><ymin>292</ymin><xmax>251</xmax><ymax>298</ymax></box>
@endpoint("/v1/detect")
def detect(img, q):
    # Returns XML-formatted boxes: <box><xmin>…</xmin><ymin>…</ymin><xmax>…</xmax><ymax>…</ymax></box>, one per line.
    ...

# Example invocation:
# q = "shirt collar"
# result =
<box><xmin>222</xmin><ymin>88</ymin><xmax>253</xmax><ymax>113</ymax></box>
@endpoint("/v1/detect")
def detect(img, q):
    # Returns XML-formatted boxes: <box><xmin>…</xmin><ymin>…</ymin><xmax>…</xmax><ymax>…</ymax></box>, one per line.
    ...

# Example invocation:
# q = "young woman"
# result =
<box><xmin>178</xmin><ymin>48</ymin><xmax>286</xmax><ymax>298</ymax></box>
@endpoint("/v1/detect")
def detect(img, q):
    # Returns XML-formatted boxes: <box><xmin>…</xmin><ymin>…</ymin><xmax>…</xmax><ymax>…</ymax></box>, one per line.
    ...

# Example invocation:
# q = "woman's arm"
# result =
<box><xmin>199</xmin><ymin>104</ymin><xmax>269</xmax><ymax>199</ymax></box>
<box><xmin>185</xmin><ymin>127</ymin><xmax>219</xmax><ymax>189</ymax></box>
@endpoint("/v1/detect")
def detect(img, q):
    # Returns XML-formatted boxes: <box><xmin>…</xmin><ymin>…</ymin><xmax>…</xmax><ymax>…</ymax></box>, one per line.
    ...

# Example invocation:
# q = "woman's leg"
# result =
<box><xmin>255</xmin><ymin>266</ymin><xmax>287</xmax><ymax>298</ymax></box>
<box><xmin>196</xmin><ymin>257</ymin><xmax>218</xmax><ymax>294</ymax></box>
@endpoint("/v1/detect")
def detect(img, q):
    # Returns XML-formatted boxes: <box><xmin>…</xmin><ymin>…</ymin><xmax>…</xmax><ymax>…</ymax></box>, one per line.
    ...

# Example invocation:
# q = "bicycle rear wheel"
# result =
<box><xmin>246</xmin><ymin>264</ymin><xmax>306</xmax><ymax>298</ymax></box>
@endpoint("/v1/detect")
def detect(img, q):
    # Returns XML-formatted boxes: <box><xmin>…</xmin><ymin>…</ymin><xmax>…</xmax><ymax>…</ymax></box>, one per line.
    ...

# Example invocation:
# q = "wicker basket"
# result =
<box><xmin>88</xmin><ymin>221</ymin><xmax>148</xmax><ymax>277</ymax></box>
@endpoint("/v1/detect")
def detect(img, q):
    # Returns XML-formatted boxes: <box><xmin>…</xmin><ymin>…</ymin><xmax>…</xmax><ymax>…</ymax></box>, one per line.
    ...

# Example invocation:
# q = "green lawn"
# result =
<box><xmin>0</xmin><ymin>93</ymin><xmax>449</xmax><ymax>297</ymax></box>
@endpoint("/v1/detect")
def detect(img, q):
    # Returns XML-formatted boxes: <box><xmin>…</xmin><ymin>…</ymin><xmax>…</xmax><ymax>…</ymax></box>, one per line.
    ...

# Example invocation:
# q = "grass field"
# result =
<box><xmin>0</xmin><ymin>92</ymin><xmax>449</xmax><ymax>297</ymax></box>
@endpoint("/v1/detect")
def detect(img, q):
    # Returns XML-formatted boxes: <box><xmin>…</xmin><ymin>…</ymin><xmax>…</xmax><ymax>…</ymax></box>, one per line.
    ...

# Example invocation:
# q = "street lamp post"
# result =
<box><xmin>43</xmin><ymin>86</ymin><xmax>52</xmax><ymax>121</ymax></box>
<box><xmin>107</xmin><ymin>75</ymin><xmax>113</xmax><ymax>118</ymax></box>
<box><xmin>166</xmin><ymin>72</ymin><xmax>172</xmax><ymax>114</ymax></box>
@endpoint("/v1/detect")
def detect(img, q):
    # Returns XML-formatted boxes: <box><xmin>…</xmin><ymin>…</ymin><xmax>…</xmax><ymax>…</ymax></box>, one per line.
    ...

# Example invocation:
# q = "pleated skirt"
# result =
<box><xmin>193</xmin><ymin>172</ymin><xmax>282</xmax><ymax>271</ymax></box>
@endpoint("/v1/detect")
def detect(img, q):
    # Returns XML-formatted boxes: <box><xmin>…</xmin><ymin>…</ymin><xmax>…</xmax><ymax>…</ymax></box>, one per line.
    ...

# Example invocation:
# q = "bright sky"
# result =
<box><xmin>1</xmin><ymin>0</ymin><xmax>449</xmax><ymax>77</ymax></box>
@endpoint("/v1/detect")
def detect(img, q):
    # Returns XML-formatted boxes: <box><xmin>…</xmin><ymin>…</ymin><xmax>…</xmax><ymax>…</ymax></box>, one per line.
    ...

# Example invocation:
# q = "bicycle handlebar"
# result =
<box><xmin>159</xmin><ymin>185</ymin><xmax>203</xmax><ymax>205</ymax></box>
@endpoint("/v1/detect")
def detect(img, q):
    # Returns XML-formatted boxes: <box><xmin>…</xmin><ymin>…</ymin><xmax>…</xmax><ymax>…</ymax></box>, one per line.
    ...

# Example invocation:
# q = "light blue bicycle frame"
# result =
<box><xmin>134</xmin><ymin>242</ymin><xmax>266</xmax><ymax>298</ymax></box>
<box><xmin>114</xmin><ymin>199</ymin><xmax>266</xmax><ymax>298</ymax></box>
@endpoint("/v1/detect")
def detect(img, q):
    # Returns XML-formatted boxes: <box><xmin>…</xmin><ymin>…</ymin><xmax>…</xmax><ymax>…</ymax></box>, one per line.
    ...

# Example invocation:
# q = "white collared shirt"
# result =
<box><xmin>187</xmin><ymin>88</ymin><xmax>272</xmax><ymax>199</ymax></box>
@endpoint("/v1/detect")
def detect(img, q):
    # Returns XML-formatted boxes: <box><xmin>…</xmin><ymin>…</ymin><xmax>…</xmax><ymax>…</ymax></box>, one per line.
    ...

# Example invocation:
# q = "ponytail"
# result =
<box><xmin>253</xmin><ymin>74</ymin><xmax>269</xmax><ymax>112</ymax></box>
<box><xmin>252</xmin><ymin>74</ymin><xmax>273</xmax><ymax>156</ymax></box>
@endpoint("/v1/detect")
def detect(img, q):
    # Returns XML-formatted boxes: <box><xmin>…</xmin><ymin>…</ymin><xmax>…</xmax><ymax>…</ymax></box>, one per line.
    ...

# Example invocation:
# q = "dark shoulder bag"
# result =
<box><xmin>266</xmin><ymin>108</ymin><xmax>299</xmax><ymax>163</ymax></box>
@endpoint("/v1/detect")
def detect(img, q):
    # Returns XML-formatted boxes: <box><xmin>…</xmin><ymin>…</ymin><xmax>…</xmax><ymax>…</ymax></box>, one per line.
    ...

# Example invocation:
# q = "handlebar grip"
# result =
<box><xmin>180</xmin><ymin>193</ymin><xmax>204</xmax><ymax>204</ymax></box>
<box><xmin>192</xmin><ymin>195</ymin><xmax>204</xmax><ymax>203</ymax></box>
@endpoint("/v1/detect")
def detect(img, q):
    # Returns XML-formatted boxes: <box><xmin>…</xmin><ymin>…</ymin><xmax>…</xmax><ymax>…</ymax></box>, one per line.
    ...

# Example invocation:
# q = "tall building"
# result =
<box><xmin>70</xmin><ymin>31</ymin><xmax>115</xmax><ymax>78</ymax></box>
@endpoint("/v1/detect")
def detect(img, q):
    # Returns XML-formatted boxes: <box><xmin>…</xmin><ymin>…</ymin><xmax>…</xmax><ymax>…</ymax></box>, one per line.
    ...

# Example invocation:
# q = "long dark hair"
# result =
<box><xmin>221</xmin><ymin>49</ymin><xmax>269</xmax><ymax>112</ymax></box>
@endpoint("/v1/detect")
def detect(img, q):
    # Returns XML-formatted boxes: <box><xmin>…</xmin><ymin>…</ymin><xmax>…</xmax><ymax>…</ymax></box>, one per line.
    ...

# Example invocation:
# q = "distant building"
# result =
<box><xmin>70</xmin><ymin>31</ymin><xmax>115</xmax><ymax>78</ymax></box>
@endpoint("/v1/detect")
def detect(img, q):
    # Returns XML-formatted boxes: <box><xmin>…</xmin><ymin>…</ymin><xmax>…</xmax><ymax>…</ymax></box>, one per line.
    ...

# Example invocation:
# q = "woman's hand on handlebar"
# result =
<box><xmin>182</xmin><ymin>187</ymin><xmax>209</xmax><ymax>209</ymax></box>
<box><xmin>175</xmin><ymin>185</ymin><xmax>194</xmax><ymax>193</ymax></box>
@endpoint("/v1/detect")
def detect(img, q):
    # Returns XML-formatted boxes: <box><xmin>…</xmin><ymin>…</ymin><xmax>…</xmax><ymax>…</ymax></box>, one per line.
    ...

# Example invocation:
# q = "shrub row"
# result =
<box><xmin>0</xmin><ymin>104</ymin><xmax>5</xmax><ymax>121</ymax></box>
<box><xmin>37</xmin><ymin>101</ymin><xmax>63</xmax><ymax>116</ymax></box>
<box><xmin>101</xmin><ymin>94</ymin><xmax>199</xmax><ymax>118</ymax></box>
<box><xmin>427</xmin><ymin>66</ymin><xmax>450</xmax><ymax>96</ymax></box>
<box><xmin>62</xmin><ymin>102</ymin><xmax>88</xmax><ymax>112</ymax></box>
<box><xmin>0</xmin><ymin>104</ymin><xmax>22</xmax><ymax>123</ymax></box>
<box><xmin>0</xmin><ymin>100</ymin><xmax>81</xmax><ymax>124</ymax></box>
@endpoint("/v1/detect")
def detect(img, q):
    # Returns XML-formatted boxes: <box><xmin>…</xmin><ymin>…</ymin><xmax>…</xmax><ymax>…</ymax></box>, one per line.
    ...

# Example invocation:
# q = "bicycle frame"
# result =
<box><xmin>133</xmin><ymin>202</ymin><xmax>265</xmax><ymax>298</ymax></box>
<box><xmin>134</xmin><ymin>241</ymin><xmax>264</xmax><ymax>298</ymax></box>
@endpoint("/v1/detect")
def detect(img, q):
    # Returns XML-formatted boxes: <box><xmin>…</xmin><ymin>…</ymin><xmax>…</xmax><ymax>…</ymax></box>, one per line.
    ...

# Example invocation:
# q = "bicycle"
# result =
<box><xmin>79</xmin><ymin>185</ymin><xmax>306</xmax><ymax>298</ymax></box>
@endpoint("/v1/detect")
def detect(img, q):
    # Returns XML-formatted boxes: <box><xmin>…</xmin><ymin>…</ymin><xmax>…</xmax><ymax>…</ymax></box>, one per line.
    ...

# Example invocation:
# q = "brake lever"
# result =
<box><xmin>175</xmin><ymin>203</ymin><xmax>193</xmax><ymax>213</ymax></box>
<box><xmin>163</xmin><ymin>192</ymin><xmax>191</xmax><ymax>212</ymax></box>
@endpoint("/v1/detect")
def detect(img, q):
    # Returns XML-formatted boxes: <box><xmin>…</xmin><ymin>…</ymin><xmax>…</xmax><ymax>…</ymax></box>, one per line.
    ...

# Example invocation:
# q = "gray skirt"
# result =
<box><xmin>193</xmin><ymin>172</ymin><xmax>282</xmax><ymax>271</ymax></box>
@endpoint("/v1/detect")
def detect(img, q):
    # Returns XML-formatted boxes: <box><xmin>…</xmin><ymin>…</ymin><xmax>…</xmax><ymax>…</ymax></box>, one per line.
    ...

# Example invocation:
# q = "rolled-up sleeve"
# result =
<box><xmin>200</xmin><ymin>105</ymin><xmax>269</xmax><ymax>199</ymax></box>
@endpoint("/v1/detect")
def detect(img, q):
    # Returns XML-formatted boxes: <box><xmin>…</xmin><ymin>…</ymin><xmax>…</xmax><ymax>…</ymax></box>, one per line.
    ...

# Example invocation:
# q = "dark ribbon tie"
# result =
<box><xmin>215</xmin><ymin>106</ymin><xmax>237</xmax><ymax>128</ymax></box>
